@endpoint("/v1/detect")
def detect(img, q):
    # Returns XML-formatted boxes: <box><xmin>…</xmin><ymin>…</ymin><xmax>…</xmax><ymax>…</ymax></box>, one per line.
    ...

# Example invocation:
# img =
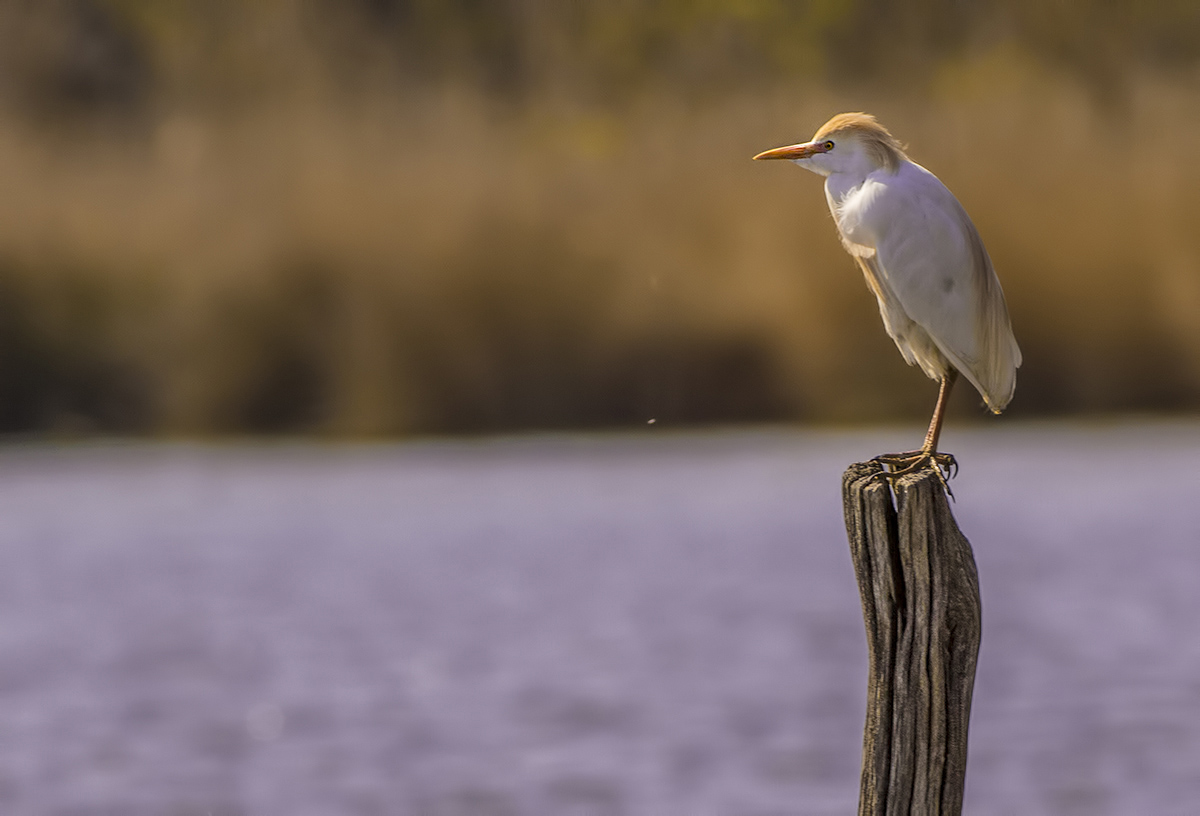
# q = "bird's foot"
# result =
<box><xmin>871</xmin><ymin>450</ymin><xmax>958</xmax><ymax>497</ymax></box>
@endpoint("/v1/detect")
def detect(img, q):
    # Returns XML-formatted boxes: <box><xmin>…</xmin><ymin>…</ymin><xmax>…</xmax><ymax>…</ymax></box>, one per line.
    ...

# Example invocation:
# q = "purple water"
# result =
<box><xmin>0</xmin><ymin>422</ymin><xmax>1196</xmax><ymax>815</ymax></box>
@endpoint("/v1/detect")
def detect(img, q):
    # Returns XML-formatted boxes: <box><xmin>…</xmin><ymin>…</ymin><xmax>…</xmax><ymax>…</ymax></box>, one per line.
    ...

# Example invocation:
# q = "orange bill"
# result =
<box><xmin>752</xmin><ymin>141</ymin><xmax>827</xmax><ymax>161</ymax></box>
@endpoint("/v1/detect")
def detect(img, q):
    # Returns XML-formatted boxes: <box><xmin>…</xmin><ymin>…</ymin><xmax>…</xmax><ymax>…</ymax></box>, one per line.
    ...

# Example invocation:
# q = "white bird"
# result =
<box><xmin>754</xmin><ymin>112</ymin><xmax>1020</xmax><ymax>474</ymax></box>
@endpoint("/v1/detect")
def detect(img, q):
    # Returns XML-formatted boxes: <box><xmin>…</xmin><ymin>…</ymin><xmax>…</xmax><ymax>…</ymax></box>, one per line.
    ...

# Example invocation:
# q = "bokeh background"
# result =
<box><xmin>5</xmin><ymin>5</ymin><xmax>1200</xmax><ymax>815</ymax></box>
<box><xmin>4</xmin><ymin>0</ymin><xmax>1200</xmax><ymax>438</ymax></box>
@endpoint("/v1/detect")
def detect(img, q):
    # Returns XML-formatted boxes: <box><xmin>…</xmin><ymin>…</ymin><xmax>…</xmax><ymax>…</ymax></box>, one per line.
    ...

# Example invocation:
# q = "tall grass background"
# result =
<box><xmin>3</xmin><ymin>1</ymin><xmax>1200</xmax><ymax>436</ymax></box>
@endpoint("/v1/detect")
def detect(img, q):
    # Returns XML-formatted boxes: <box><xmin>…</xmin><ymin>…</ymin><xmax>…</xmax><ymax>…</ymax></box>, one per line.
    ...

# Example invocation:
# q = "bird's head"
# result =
<box><xmin>754</xmin><ymin>112</ymin><xmax>906</xmax><ymax>177</ymax></box>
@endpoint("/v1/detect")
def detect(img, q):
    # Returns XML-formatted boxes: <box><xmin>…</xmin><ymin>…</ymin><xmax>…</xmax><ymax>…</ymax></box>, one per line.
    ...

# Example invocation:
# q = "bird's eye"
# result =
<box><xmin>823</xmin><ymin>141</ymin><xmax>835</xmax><ymax>151</ymax></box>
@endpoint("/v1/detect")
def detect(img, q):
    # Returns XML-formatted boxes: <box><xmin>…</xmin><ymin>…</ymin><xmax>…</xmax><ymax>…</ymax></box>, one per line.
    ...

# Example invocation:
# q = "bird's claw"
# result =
<box><xmin>871</xmin><ymin>450</ymin><xmax>958</xmax><ymax>498</ymax></box>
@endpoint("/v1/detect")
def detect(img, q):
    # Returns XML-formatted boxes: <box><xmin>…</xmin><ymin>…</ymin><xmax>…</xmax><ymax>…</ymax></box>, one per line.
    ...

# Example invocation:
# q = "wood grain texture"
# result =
<box><xmin>842</xmin><ymin>461</ymin><xmax>982</xmax><ymax>816</ymax></box>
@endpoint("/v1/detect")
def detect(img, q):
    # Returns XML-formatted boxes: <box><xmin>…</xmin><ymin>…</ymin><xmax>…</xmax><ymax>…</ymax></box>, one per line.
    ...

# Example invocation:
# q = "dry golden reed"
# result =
<box><xmin>2</xmin><ymin>8</ymin><xmax>1200</xmax><ymax>435</ymax></box>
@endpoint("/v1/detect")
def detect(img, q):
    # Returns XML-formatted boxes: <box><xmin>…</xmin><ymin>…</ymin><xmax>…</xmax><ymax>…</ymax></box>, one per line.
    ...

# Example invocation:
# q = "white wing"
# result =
<box><xmin>831</xmin><ymin>161</ymin><xmax>1021</xmax><ymax>411</ymax></box>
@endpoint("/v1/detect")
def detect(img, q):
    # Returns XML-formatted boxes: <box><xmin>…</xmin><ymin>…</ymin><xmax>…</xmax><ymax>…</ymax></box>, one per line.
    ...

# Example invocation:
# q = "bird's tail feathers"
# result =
<box><xmin>973</xmin><ymin>274</ymin><xmax>1021</xmax><ymax>412</ymax></box>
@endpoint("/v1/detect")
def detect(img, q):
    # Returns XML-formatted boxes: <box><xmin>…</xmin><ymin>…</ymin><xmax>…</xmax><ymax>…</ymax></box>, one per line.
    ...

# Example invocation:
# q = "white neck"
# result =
<box><xmin>823</xmin><ymin>158</ymin><xmax>891</xmax><ymax>206</ymax></box>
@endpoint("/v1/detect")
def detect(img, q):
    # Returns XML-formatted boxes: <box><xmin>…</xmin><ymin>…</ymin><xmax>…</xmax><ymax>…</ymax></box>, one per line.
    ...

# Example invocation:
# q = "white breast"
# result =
<box><xmin>825</xmin><ymin>161</ymin><xmax>1021</xmax><ymax>411</ymax></box>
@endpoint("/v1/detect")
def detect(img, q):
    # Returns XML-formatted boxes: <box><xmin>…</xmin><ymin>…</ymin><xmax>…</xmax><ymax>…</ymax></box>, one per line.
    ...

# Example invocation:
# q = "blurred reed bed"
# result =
<box><xmin>2</xmin><ymin>2</ymin><xmax>1200</xmax><ymax>435</ymax></box>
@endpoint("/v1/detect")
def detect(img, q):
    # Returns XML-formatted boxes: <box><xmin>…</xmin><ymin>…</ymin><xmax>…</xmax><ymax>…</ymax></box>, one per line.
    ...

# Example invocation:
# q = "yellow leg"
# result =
<box><xmin>873</xmin><ymin>370</ymin><xmax>960</xmax><ymax>488</ymax></box>
<box><xmin>922</xmin><ymin>369</ymin><xmax>958</xmax><ymax>454</ymax></box>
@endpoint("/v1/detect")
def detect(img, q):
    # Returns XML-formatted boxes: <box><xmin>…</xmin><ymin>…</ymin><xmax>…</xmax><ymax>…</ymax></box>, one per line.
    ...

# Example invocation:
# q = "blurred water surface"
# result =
<box><xmin>0</xmin><ymin>421</ymin><xmax>1198</xmax><ymax>815</ymax></box>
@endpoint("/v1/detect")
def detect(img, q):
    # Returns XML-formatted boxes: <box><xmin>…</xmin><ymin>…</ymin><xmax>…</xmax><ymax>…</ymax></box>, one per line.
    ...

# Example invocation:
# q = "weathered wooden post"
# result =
<box><xmin>842</xmin><ymin>460</ymin><xmax>982</xmax><ymax>816</ymax></box>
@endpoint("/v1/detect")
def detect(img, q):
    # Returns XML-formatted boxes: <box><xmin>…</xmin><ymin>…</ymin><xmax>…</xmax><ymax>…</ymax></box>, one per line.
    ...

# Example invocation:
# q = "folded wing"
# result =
<box><xmin>838</xmin><ymin>163</ymin><xmax>1021</xmax><ymax>411</ymax></box>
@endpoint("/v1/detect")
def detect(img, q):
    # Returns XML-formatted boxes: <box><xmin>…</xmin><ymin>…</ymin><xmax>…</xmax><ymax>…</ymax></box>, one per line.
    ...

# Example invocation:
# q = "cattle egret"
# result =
<box><xmin>754</xmin><ymin>112</ymin><xmax>1020</xmax><ymax>476</ymax></box>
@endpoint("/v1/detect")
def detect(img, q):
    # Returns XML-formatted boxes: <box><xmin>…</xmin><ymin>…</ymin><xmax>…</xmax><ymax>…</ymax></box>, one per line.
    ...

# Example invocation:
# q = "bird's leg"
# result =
<box><xmin>922</xmin><ymin>368</ymin><xmax>957</xmax><ymax>455</ymax></box>
<box><xmin>873</xmin><ymin>370</ymin><xmax>960</xmax><ymax>485</ymax></box>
